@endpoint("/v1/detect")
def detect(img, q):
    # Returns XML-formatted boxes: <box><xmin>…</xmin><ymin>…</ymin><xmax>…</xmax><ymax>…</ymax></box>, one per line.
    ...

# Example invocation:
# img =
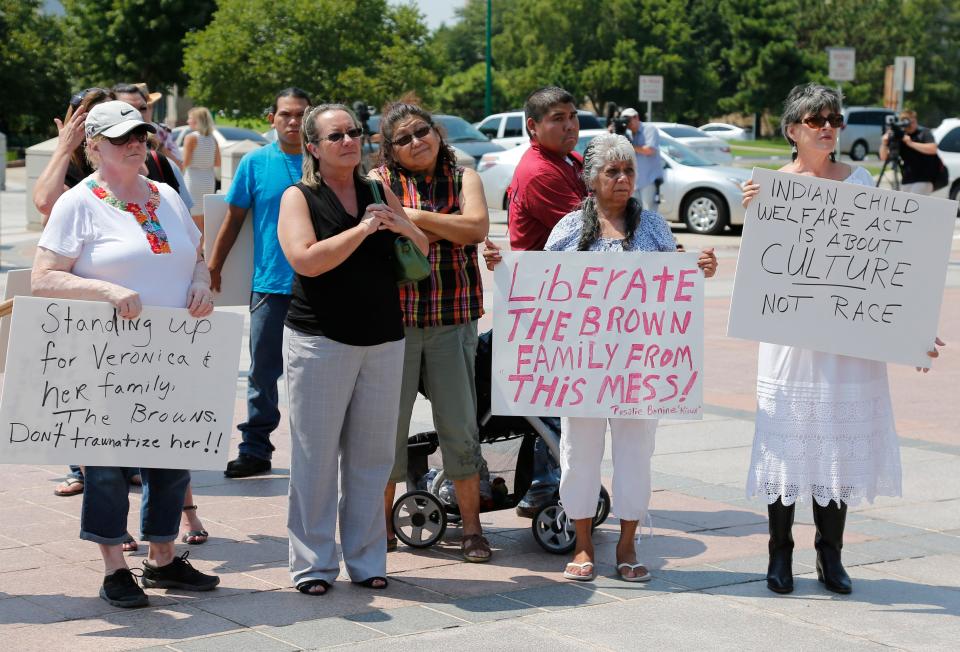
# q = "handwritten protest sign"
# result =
<box><xmin>492</xmin><ymin>251</ymin><xmax>704</xmax><ymax>420</ymax></box>
<box><xmin>728</xmin><ymin>168</ymin><xmax>955</xmax><ymax>367</ymax></box>
<box><xmin>0</xmin><ymin>297</ymin><xmax>243</xmax><ymax>469</ymax></box>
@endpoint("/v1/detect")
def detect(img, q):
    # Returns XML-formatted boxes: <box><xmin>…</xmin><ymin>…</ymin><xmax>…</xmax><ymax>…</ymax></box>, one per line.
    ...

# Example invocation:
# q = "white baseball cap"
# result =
<box><xmin>620</xmin><ymin>108</ymin><xmax>639</xmax><ymax>119</ymax></box>
<box><xmin>85</xmin><ymin>101</ymin><xmax>157</xmax><ymax>139</ymax></box>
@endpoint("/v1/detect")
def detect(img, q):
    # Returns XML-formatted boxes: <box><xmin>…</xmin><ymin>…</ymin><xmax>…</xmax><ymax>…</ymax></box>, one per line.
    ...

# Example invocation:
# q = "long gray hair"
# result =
<box><xmin>780</xmin><ymin>83</ymin><xmax>842</xmax><ymax>161</ymax></box>
<box><xmin>577</xmin><ymin>133</ymin><xmax>641</xmax><ymax>251</ymax></box>
<box><xmin>300</xmin><ymin>103</ymin><xmax>363</xmax><ymax>188</ymax></box>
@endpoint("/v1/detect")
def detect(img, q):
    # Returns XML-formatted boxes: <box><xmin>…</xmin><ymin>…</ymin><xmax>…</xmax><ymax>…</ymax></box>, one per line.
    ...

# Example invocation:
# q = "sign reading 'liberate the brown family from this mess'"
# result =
<box><xmin>728</xmin><ymin>167</ymin><xmax>955</xmax><ymax>367</ymax></box>
<box><xmin>493</xmin><ymin>251</ymin><xmax>704</xmax><ymax>420</ymax></box>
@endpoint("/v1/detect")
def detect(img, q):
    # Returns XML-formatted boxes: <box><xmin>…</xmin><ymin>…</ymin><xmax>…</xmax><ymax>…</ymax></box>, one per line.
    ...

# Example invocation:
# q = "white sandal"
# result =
<box><xmin>617</xmin><ymin>562</ymin><xmax>651</xmax><ymax>583</ymax></box>
<box><xmin>563</xmin><ymin>561</ymin><xmax>596</xmax><ymax>582</ymax></box>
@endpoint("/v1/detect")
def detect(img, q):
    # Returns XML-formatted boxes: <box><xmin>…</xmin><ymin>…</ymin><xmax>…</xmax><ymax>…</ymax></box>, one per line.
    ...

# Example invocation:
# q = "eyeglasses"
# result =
<box><xmin>316</xmin><ymin>127</ymin><xmax>363</xmax><ymax>143</ymax></box>
<box><xmin>391</xmin><ymin>124</ymin><xmax>433</xmax><ymax>147</ymax></box>
<box><xmin>801</xmin><ymin>113</ymin><xmax>844</xmax><ymax>129</ymax></box>
<box><xmin>106</xmin><ymin>128</ymin><xmax>150</xmax><ymax>146</ymax></box>
<box><xmin>69</xmin><ymin>87</ymin><xmax>110</xmax><ymax>109</ymax></box>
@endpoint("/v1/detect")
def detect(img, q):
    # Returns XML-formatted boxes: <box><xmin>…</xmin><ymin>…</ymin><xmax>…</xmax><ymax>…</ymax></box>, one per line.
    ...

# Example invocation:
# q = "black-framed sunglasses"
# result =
<box><xmin>316</xmin><ymin>127</ymin><xmax>363</xmax><ymax>143</ymax></box>
<box><xmin>106</xmin><ymin>127</ymin><xmax>150</xmax><ymax>146</ymax></box>
<box><xmin>69</xmin><ymin>87</ymin><xmax>110</xmax><ymax>109</ymax></box>
<box><xmin>391</xmin><ymin>124</ymin><xmax>433</xmax><ymax>147</ymax></box>
<box><xmin>802</xmin><ymin>113</ymin><xmax>844</xmax><ymax>129</ymax></box>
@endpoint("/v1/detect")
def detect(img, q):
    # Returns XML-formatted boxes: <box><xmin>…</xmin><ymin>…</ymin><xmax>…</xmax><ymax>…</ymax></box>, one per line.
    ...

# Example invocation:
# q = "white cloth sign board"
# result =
<box><xmin>0</xmin><ymin>269</ymin><xmax>32</xmax><ymax>373</ymax></box>
<box><xmin>492</xmin><ymin>251</ymin><xmax>704</xmax><ymax>420</ymax></box>
<box><xmin>203</xmin><ymin>194</ymin><xmax>253</xmax><ymax>306</ymax></box>
<box><xmin>0</xmin><ymin>297</ymin><xmax>243</xmax><ymax>469</ymax></box>
<box><xmin>727</xmin><ymin>167</ymin><xmax>955</xmax><ymax>367</ymax></box>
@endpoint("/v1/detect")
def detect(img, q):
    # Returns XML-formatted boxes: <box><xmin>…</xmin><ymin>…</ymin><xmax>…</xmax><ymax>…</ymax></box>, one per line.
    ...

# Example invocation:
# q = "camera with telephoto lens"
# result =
<box><xmin>884</xmin><ymin>114</ymin><xmax>911</xmax><ymax>158</ymax></box>
<box><xmin>611</xmin><ymin>117</ymin><xmax>630</xmax><ymax>136</ymax></box>
<box><xmin>352</xmin><ymin>101</ymin><xmax>371</xmax><ymax>135</ymax></box>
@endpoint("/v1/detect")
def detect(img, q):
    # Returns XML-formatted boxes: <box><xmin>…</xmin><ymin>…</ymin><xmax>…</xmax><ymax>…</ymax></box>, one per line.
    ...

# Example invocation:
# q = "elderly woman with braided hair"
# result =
<box><xmin>543</xmin><ymin>133</ymin><xmax>717</xmax><ymax>583</ymax></box>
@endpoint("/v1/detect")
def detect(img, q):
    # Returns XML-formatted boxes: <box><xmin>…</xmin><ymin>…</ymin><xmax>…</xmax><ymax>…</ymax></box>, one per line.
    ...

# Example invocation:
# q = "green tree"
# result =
<box><xmin>183</xmin><ymin>0</ymin><xmax>437</xmax><ymax>118</ymax></box>
<box><xmin>0</xmin><ymin>0</ymin><xmax>71</xmax><ymax>141</ymax></box>
<box><xmin>62</xmin><ymin>0</ymin><xmax>215</xmax><ymax>90</ymax></box>
<box><xmin>717</xmin><ymin>0</ymin><xmax>813</xmax><ymax>119</ymax></box>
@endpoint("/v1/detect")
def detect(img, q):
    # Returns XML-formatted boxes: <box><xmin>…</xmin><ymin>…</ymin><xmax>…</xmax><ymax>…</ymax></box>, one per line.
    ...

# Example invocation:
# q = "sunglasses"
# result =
<box><xmin>391</xmin><ymin>124</ymin><xmax>433</xmax><ymax>147</ymax></box>
<box><xmin>69</xmin><ymin>87</ymin><xmax>110</xmax><ymax>109</ymax></box>
<box><xmin>317</xmin><ymin>127</ymin><xmax>363</xmax><ymax>143</ymax></box>
<box><xmin>801</xmin><ymin>113</ymin><xmax>844</xmax><ymax>129</ymax></box>
<box><xmin>106</xmin><ymin>128</ymin><xmax>150</xmax><ymax>146</ymax></box>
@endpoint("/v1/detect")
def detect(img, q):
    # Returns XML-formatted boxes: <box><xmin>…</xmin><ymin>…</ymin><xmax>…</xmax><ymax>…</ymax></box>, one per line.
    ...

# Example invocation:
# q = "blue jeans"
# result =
<box><xmin>80</xmin><ymin>467</ymin><xmax>189</xmax><ymax>544</ymax></box>
<box><xmin>519</xmin><ymin>417</ymin><xmax>561</xmax><ymax>509</ymax></box>
<box><xmin>238</xmin><ymin>291</ymin><xmax>291</xmax><ymax>461</ymax></box>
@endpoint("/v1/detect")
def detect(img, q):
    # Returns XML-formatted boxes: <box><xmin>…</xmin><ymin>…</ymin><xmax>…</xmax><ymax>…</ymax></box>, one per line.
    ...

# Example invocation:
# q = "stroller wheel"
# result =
<box><xmin>392</xmin><ymin>490</ymin><xmax>447</xmax><ymax>549</ymax></box>
<box><xmin>531</xmin><ymin>503</ymin><xmax>576</xmax><ymax>554</ymax></box>
<box><xmin>593</xmin><ymin>486</ymin><xmax>611</xmax><ymax>529</ymax></box>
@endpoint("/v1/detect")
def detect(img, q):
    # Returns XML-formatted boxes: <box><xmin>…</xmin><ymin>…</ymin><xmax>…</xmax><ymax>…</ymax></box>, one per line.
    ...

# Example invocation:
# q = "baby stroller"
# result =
<box><xmin>390</xmin><ymin>330</ymin><xmax>611</xmax><ymax>554</ymax></box>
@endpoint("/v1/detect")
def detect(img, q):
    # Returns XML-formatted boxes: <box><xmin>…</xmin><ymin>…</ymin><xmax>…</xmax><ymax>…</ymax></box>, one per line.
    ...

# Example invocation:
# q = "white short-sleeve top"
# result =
<box><xmin>39</xmin><ymin>174</ymin><xmax>201</xmax><ymax>308</ymax></box>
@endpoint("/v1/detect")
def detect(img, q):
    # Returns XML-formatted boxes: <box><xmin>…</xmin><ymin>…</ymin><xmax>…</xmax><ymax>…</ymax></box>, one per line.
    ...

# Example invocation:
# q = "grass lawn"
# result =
<box><xmin>214</xmin><ymin>115</ymin><xmax>268</xmax><ymax>130</ymax></box>
<box><xmin>730</xmin><ymin>138</ymin><xmax>793</xmax><ymax>157</ymax></box>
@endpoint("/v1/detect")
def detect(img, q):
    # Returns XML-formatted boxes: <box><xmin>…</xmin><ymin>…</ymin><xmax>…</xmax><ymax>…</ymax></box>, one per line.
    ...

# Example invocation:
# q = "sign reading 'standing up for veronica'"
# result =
<box><xmin>0</xmin><ymin>297</ymin><xmax>243</xmax><ymax>470</ymax></box>
<box><xmin>492</xmin><ymin>251</ymin><xmax>704</xmax><ymax>420</ymax></box>
<box><xmin>728</xmin><ymin>167</ymin><xmax>955</xmax><ymax>367</ymax></box>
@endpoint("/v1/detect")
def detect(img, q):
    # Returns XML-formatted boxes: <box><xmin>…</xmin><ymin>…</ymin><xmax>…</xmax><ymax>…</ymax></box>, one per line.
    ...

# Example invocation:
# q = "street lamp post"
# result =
<box><xmin>484</xmin><ymin>0</ymin><xmax>492</xmax><ymax>116</ymax></box>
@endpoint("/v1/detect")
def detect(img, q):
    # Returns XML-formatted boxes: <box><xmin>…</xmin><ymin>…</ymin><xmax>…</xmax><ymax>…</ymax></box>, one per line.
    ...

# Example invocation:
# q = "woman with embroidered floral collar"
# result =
<box><xmin>31</xmin><ymin>101</ymin><xmax>220</xmax><ymax>609</ymax></box>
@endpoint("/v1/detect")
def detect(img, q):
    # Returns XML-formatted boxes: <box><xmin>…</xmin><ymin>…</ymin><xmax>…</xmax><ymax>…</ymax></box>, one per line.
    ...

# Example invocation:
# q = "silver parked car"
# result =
<box><xmin>839</xmin><ymin>106</ymin><xmax>895</xmax><ymax>161</ymax></box>
<box><xmin>477</xmin><ymin>130</ymin><xmax>750</xmax><ymax>234</ymax></box>
<box><xmin>650</xmin><ymin>122</ymin><xmax>733</xmax><ymax>164</ymax></box>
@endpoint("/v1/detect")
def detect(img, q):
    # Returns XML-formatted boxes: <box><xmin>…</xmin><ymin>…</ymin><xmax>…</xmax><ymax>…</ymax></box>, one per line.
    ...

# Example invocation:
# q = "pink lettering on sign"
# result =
<box><xmin>498</xmin><ymin>253</ymin><xmax>703</xmax><ymax>419</ymax></box>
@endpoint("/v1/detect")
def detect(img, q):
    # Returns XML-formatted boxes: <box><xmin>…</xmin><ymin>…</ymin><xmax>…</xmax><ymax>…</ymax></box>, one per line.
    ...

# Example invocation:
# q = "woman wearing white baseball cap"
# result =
<box><xmin>31</xmin><ymin>100</ymin><xmax>220</xmax><ymax>608</ymax></box>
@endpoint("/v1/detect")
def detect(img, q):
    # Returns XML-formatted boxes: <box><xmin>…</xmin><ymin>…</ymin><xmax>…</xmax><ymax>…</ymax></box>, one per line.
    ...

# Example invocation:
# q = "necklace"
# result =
<box><xmin>277</xmin><ymin>144</ymin><xmax>300</xmax><ymax>187</ymax></box>
<box><xmin>87</xmin><ymin>177</ymin><xmax>171</xmax><ymax>254</ymax></box>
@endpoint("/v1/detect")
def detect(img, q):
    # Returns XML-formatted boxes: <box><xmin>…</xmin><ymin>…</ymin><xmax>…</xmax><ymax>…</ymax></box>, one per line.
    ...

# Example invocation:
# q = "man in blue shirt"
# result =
<box><xmin>621</xmin><ymin>108</ymin><xmax>662</xmax><ymax>211</ymax></box>
<box><xmin>208</xmin><ymin>87</ymin><xmax>311</xmax><ymax>478</ymax></box>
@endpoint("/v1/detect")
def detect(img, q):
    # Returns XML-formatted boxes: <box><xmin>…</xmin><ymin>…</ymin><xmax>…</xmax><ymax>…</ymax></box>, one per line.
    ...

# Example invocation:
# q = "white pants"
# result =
<box><xmin>559</xmin><ymin>417</ymin><xmax>658</xmax><ymax>521</ymax></box>
<box><xmin>901</xmin><ymin>181</ymin><xmax>933</xmax><ymax>195</ymax></box>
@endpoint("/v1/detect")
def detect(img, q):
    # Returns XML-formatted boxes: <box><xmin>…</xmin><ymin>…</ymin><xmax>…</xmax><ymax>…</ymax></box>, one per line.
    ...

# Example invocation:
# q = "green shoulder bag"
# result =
<box><xmin>368</xmin><ymin>179</ymin><xmax>430</xmax><ymax>285</ymax></box>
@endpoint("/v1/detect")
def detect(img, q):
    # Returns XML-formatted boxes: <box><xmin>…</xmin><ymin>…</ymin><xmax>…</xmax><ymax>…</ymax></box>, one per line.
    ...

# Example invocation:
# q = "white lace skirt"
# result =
<box><xmin>747</xmin><ymin>344</ymin><xmax>902</xmax><ymax>507</ymax></box>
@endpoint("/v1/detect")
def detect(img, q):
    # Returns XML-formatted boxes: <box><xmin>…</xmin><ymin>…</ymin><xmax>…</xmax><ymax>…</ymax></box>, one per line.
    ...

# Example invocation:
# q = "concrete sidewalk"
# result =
<box><xmin>1</xmin><ymin>166</ymin><xmax>959</xmax><ymax>651</ymax></box>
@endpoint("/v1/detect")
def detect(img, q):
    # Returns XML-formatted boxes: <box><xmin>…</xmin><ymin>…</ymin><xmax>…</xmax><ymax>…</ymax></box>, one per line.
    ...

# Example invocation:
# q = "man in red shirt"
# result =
<box><xmin>484</xmin><ymin>86</ymin><xmax>587</xmax><ymax>516</ymax></box>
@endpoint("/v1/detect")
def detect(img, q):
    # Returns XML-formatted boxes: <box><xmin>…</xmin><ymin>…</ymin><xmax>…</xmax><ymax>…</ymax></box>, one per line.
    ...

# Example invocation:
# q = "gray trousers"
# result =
<box><xmin>285</xmin><ymin>328</ymin><xmax>404</xmax><ymax>585</ymax></box>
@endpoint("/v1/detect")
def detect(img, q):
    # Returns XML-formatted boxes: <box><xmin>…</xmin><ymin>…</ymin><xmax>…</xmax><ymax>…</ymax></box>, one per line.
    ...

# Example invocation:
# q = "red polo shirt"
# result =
<box><xmin>507</xmin><ymin>142</ymin><xmax>587</xmax><ymax>251</ymax></box>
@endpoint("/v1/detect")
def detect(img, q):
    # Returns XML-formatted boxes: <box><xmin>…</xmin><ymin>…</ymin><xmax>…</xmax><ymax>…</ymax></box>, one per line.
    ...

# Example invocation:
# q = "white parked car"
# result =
<box><xmin>477</xmin><ymin>130</ymin><xmax>750</xmax><ymax>234</ymax></box>
<box><xmin>171</xmin><ymin>125</ymin><xmax>269</xmax><ymax>148</ymax></box>
<box><xmin>650</xmin><ymin>123</ymin><xmax>732</xmax><ymax>164</ymax></box>
<box><xmin>476</xmin><ymin>110</ymin><xmax>604</xmax><ymax>149</ymax></box>
<box><xmin>932</xmin><ymin>118</ymin><xmax>960</xmax><ymax>202</ymax></box>
<box><xmin>839</xmin><ymin>106</ymin><xmax>895</xmax><ymax>161</ymax></box>
<box><xmin>699</xmin><ymin>122</ymin><xmax>752</xmax><ymax>141</ymax></box>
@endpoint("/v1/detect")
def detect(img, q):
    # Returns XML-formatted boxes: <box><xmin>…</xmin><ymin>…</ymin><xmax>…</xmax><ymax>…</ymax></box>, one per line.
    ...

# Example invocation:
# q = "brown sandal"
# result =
<box><xmin>461</xmin><ymin>534</ymin><xmax>492</xmax><ymax>563</ymax></box>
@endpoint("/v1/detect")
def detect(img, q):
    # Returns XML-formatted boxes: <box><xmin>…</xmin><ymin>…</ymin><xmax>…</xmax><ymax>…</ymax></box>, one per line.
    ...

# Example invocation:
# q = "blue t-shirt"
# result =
<box><xmin>225</xmin><ymin>141</ymin><xmax>303</xmax><ymax>294</ymax></box>
<box><xmin>631</xmin><ymin>124</ymin><xmax>662</xmax><ymax>190</ymax></box>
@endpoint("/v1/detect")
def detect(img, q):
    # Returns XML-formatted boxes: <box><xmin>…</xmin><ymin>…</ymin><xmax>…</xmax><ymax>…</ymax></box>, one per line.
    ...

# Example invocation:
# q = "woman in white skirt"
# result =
<box><xmin>546</xmin><ymin>134</ymin><xmax>717</xmax><ymax>583</ymax></box>
<box><xmin>182</xmin><ymin>106</ymin><xmax>220</xmax><ymax>233</ymax></box>
<box><xmin>742</xmin><ymin>84</ymin><xmax>944</xmax><ymax>595</ymax></box>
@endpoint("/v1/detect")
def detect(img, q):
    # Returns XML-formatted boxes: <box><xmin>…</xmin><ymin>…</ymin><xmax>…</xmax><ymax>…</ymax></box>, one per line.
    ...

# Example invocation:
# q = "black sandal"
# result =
<box><xmin>296</xmin><ymin>579</ymin><xmax>330</xmax><ymax>595</ymax></box>
<box><xmin>354</xmin><ymin>576</ymin><xmax>388</xmax><ymax>589</ymax></box>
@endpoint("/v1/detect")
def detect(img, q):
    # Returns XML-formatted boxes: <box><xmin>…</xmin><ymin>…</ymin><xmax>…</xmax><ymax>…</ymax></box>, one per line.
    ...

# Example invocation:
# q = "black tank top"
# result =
<box><xmin>284</xmin><ymin>178</ymin><xmax>403</xmax><ymax>346</ymax></box>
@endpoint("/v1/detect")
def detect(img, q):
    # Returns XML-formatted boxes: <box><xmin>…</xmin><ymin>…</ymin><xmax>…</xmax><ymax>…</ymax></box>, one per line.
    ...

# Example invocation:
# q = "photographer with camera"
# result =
<box><xmin>619</xmin><ymin>108</ymin><xmax>662</xmax><ymax>211</ymax></box>
<box><xmin>879</xmin><ymin>109</ymin><xmax>940</xmax><ymax>194</ymax></box>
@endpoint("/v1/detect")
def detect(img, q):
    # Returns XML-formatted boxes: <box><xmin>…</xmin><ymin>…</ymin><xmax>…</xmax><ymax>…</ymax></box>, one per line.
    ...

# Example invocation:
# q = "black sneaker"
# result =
<box><xmin>224</xmin><ymin>453</ymin><xmax>272</xmax><ymax>478</ymax></box>
<box><xmin>141</xmin><ymin>552</ymin><xmax>220</xmax><ymax>591</ymax></box>
<box><xmin>100</xmin><ymin>568</ymin><xmax>148</xmax><ymax>608</ymax></box>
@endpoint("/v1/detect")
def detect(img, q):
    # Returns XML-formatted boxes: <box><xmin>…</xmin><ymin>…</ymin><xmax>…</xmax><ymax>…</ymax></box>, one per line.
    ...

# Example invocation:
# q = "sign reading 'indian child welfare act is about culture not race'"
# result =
<box><xmin>492</xmin><ymin>251</ymin><xmax>704</xmax><ymax>420</ymax></box>
<box><xmin>728</xmin><ymin>168</ymin><xmax>955</xmax><ymax>367</ymax></box>
<box><xmin>0</xmin><ymin>297</ymin><xmax>243</xmax><ymax>470</ymax></box>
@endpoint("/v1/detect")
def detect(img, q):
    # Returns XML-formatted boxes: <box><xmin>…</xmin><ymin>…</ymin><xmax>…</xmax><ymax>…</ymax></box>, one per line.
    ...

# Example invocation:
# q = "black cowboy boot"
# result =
<box><xmin>813</xmin><ymin>500</ymin><xmax>852</xmax><ymax>594</ymax></box>
<box><xmin>766</xmin><ymin>498</ymin><xmax>795</xmax><ymax>594</ymax></box>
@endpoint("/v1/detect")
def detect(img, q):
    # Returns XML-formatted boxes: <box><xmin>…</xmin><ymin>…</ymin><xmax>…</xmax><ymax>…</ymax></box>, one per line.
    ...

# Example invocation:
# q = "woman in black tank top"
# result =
<box><xmin>276</xmin><ymin>104</ymin><xmax>427</xmax><ymax>596</ymax></box>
